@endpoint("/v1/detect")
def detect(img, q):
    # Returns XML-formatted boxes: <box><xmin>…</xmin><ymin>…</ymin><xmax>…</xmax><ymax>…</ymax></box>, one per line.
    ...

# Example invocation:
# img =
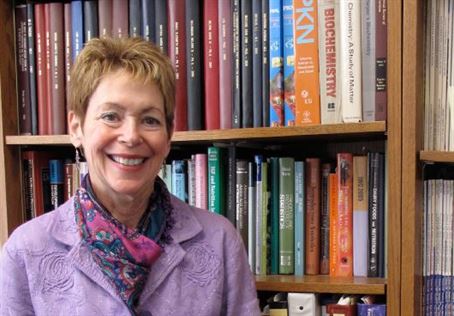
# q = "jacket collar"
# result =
<box><xmin>47</xmin><ymin>194</ymin><xmax>204</xmax><ymax>301</ymax></box>
<box><xmin>48</xmin><ymin>195</ymin><xmax>203</xmax><ymax>247</ymax></box>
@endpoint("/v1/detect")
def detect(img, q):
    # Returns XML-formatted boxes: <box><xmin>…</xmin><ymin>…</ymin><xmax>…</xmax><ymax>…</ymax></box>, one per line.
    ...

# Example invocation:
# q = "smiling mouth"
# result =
<box><xmin>109</xmin><ymin>155</ymin><xmax>146</xmax><ymax>166</ymax></box>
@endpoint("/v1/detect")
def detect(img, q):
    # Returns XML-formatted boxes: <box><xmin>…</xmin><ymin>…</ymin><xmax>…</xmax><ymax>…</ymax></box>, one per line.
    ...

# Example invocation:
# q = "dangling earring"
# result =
<box><xmin>75</xmin><ymin>146</ymin><xmax>81</xmax><ymax>171</ymax></box>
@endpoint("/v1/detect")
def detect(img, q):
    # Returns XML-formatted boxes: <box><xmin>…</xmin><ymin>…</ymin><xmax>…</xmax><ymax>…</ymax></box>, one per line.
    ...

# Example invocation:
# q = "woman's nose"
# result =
<box><xmin>118</xmin><ymin>119</ymin><xmax>143</xmax><ymax>146</ymax></box>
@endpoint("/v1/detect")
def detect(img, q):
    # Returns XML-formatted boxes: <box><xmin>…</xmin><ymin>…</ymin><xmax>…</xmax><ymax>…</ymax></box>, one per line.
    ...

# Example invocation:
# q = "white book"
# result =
<box><xmin>187</xmin><ymin>157</ymin><xmax>196</xmax><ymax>206</ymax></box>
<box><xmin>447</xmin><ymin>0</ymin><xmax>454</xmax><ymax>150</ymax></box>
<box><xmin>339</xmin><ymin>0</ymin><xmax>362</xmax><ymax>122</ymax></box>
<box><xmin>318</xmin><ymin>0</ymin><xmax>341</xmax><ymax>124</ymax></box>
<box><xmin>423</xmin><ymin>0</ymin><xmax>432</xmax><ymax>150</ymax></box>
<box><xmin>288</xmin><ymin>293</ymin><xmax>321</xmax><ymax>316</ymax></box>
<box><xmin>427</xmin><ymin>0</ymin><xmax>438</xmax><ymax>150</ymax></box>
<box><xmin>361</xmin><ymin>0</ymin><xmax>376</xmax><ymax>121</ymax></box>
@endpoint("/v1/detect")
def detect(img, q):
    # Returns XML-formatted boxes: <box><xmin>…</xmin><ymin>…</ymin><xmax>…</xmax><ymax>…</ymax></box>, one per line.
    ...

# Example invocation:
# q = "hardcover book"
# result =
<box><xmin>279</xmin><ymin>157</ymin><xmax>295</xmax><ymax>274</ymax></box>
<box><xmin>305</xmin><ymin>158</ymin><xmax>321</xmax><ymax>275</ymax></box>
<box><xmin>282</xmin><ymin>0</ymin><xmax>295</xmax><ymax>126</ymax></box>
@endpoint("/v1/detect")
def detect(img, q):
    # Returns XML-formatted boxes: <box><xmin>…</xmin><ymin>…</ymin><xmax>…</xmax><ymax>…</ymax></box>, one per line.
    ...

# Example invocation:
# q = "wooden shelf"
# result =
<box><xmin>420</xmin><ymin>151</ymin><xmax>454</xmax><ymax>163</ymax></box>
<box><xmin>5</xmin><ymin>122</ymin><xmax>386</xmax><ymax>146</ymax></box>
<box><xmin>255</xmin><ymin>275</ymin><xmax>386</xmax><ymax>295</ymax></box>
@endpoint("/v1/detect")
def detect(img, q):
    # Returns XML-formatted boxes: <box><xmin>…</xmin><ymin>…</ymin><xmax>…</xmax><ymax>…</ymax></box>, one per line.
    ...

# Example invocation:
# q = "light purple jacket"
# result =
<box><xmin>0</xmin><ymin>196</ymin><xmax>260</xmax><ymax>316</ymax></box>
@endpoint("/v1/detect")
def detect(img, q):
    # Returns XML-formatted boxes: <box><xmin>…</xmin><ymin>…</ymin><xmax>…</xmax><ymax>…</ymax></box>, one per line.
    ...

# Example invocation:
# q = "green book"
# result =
<box><xmin>279</xmin><ymin>157</ymin><xmax>295</xmax><ymax>274</ymax></box>
<box><xmin>208</xmin><ymin>147</ymin><xmax>225</xmax><ymax>215</ymax></box>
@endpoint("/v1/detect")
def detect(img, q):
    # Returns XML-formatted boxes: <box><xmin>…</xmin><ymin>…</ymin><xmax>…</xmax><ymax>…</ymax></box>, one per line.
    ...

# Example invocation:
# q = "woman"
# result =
<box><xmin>0</xmin><ymin>37</ymin><xmax>260</xmax><ymax>316</ymax></box>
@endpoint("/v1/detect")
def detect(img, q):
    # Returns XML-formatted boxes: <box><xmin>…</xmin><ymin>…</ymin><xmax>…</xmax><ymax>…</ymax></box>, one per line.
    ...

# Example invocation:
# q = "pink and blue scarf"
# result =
<box><xmin>74</xmin><ymin>176</ymin><xmax>173</xmax><ymax>313</ymax></box>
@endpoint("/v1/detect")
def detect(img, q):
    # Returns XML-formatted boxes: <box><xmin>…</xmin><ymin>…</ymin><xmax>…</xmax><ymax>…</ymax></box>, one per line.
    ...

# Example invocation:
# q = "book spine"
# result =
<box><xmin>340</xmin><ymin>0</ymin><xmax>362</xmax><ymax>122</ymax></box>
<box><xmin>282</xmin><ymin>0</ymin><xmax>295</xmax><ymax>126</ymax></box>
<box><xmin>361</xmin><ymin>0</ymin><xmax>376</xmax><ymax>122</ymax></box>
<box><xmin>64</xmin><ymin>161</ymin><xmax>73</xmax><ymax>201</ymax></box>
<box><xmin>203</xmin><ymin>0</ymin><xmax>220</xmax><ymax>130</ymax></box>
<box><xmin>305</xmin><ymin>158</ymin><xmax>321</xmax><ymax>275</ymax></box>
<box><xmin>167</xmin><ymin>0</ymin><xmax>188</xmax><ymax>131</ymax></box>
<box><xmin>98</xmin><ymin>0</ymin><xmax>113</xmax><ymax>38</ymax></box>
<box><xmin>261</xmin><ymin>0</ymin><xmax>270</xmax><ymax>127</ymax></box>
<box><xmin>21</xmin><ymin>155</ymin><xmax>34</xmax><ymax>220</ymax></box>
<box><xmin>254</xmin><ymin>154</ymin><xmax>263</xmax><ymax>275</ymax></box>
<box><xmin>260</xmin><ymin>161</ymin><xmax>269</xmax><ymax>275</ymax></box>
<box><xmin>49</xmin><ymin>2</ymin><xmax>66</xmax><ymax>135</ymax></box>
<box><xmin>142</xmin><ymin>0</ymin><xmax>156</xmax><ymax>42</ymax></box>
<box><xmin>353</xmin><ymin>155</ymin><xmax>368</xmax><ymax>276</ymax></box>
<box><xmin>320</xmin><ymin>163</ymin><xmax>331</xmax><ymax>275</ymax></box>
<box><xmin>231</xmin><ymin>0</ymin><xmax>241</xmax><ymax>128</ymax></box>
<box><xmin>194</xmin><ymin>153</ymin><xmax>208</xmax><ymax>209</ymax></box>
<box><xmin>329</xmin><ymin>172</ymin><xmax>338</xmax><ymax>276</ymax></box>
<box><xmin>34</xmin><ymin>3</ymin><xmax>48</xmax><ymax>135</ymax></box>
<box><xmin>252</xmin><ymin>0</ymin><xmax>263</xmax><ymax>127</ymax></box>
<box><xmin>377</xmin><ymin>152</ymin><xmax>385</xmax><ymax>277</ymax></box>
<box><xmin>15</xmin><ymin>4</ymin><xmax>32</xmax><ymax>135</ymax></box>
<box><xmin>375</xmin><ymin>0</ymin><xmax>387</xmax><ymax>121</ymax></box>
<box><xmin>268</xmin><ymin>0</ymin><xmax>284</xmax><ymax>127</ymax></box>
<box><xmin>236</xmin><ymin>160</ymin><xmax>249</xmax><ymax>250</ymax></box>
<box><xmin>155</xmin><ymin>0</ymin><xmax>168</xmax><ymax>52</ymax></box>
<box><xmin>208</xmin><ymin>147</ymin><xmax>224</xmax><ymax>215</ymax></box>
<box><xmin>129</xmin><ymin>0</ymin><xmax>142</xmax><ymax>37</ymax></box>
<box><xmin>84</xmin><ymin>0</ymin><xmax>99</xmax><ymax>42</ymax></box>
<box><xmin>186</xmin><ymin>0</ymin><xmax>203</xmax><ymax>130</ymax></box>
<box><xmin>293</xmin><ymin>0</ymin><xmax>321</xmax><ymax>125</ymax></box>
<box><xmin>269</xmin><ymin>157</ymin><xmax>280</xmax><ymax>274</ymax></box>
<box><xmin>248</xmin><ymin>161</ymin><xmax>256</xmax><ymax>271</ymax></box>
<box><xmin>294</xmin><ymin>160</ymin><xmax>305</xmax><ymax>276</ymax></box>
<box><xmin>368</xmin><ymin>152</ymin><xmax>379</xmax><ymax>277</ymax></box>
<box><xmin>27</xmin><ymin>3</ymin><xmax>38</xmax><ymax>135</ymax></box>
<box><xmin>241</xmin><ymin>0</ymin><xmax>253</xmax><ymax>128</ymax></box>
<box><xmin>71</xmin><ymin>0</ymin><xmax>84</xmax><ymax>61</ymax></box>
<box><xmin>318</xmin><ymin>0</ymin><xmax>341</xmax><ymax>124</ymax></box>
<box><xmin>44</xmin><ymin>4</ymin><xmax>53</xmax><ymax>135</ymax></box>
<box><xmin>49</xmin><ymin>159</ymin><xmax>64</xmax><ymax>210</ymax></box>
<box><xmin>218</xmin><ymin>0</ymin><xmax>233</xmax><ymax>129</ymax></box>
<box><xmin>64</xmin><ymin>2</ymin><xmax>71</xmax><ymax>130</ymax></box>
<box><xmin>187</xmin><ymin>157</ymin><xmax>196</xmax><ymax>206</ymax></box>
<box><xmin>336</xmin><ymin>153</ymin><xmax>353</xmax><ymax>277</ymax></box>
<box><xmin>226</xmin><ymin>145</ymin><xmax>237</xmax><ymax>225</ymax></box>
<box><xmin>112</xmin><ymin>0</ymin><xmax>129</xmax><ymax>38</ymax></box>
<box><xmin>279</xmin><ymin>157</ymin><xmax>295</xmax><ymax>274</ymax></box>
<box><xmin>171</xmin><ymin>160</ymin><xmax>187</xmax><ymax>202</ymax></box>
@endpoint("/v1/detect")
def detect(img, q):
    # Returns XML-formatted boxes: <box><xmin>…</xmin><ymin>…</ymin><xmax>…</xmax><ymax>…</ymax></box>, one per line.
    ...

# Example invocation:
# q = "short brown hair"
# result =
<box><xmin>69</xmin><ymin>37</ymin><xmax>176</xmax><ymax>134</ymax></box>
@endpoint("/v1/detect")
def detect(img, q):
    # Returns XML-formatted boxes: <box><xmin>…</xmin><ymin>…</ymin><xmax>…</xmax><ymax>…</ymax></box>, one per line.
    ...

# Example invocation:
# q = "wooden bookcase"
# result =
<box><xmin>0</xmin><ymin>0</ymin><xmax>403</xmax><ymax>314</ymax></box>
<box><xmin>401</xmin><ymin>0</ymin><xmax>453</xmax><ymax>315</ymax></box>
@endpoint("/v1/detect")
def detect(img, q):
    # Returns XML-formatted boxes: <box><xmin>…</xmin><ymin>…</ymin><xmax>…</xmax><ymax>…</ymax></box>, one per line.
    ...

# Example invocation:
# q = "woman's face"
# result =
<box><xmin>69</xmin><ymin>70</ymin><xmax>172</xmax><ymax>200</ymax></box>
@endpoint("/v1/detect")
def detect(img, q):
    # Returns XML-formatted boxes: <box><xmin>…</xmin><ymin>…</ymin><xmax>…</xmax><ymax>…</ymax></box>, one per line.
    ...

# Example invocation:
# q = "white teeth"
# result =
<box><xmin>111</xmin><ymin>156</ymin><xmax>145</xmax><ymax>166</ymax></box>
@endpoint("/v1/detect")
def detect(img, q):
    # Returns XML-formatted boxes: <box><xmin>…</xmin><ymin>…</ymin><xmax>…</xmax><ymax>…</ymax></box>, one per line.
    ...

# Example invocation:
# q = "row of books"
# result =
<box><xmin>21</xmin><ymin>151</ymin><xmax>88</xmax><ymax>220</ymax></box>
<box><xmin>159</xmin><ymin>149</ymin><xmax>386</xmax><ymax>278</ymax></box>
<box><xmin>423</xmin><ymin>165</ymin><xmax>454</xmax><ymax>315</ymax></box>
<box><xmin>423</xmin><ymin>0</ymin><xmax>454</xmax><ymax>151</ymax></box>
<box><xmin>263</xmin><ymin>293</ymin><xmax>386</xmax><ymax>316</ymax></box>
<box><xmin>14</xmin><ymin>0</ymin><xmax>387</xmax><ymax>136</ymax></box>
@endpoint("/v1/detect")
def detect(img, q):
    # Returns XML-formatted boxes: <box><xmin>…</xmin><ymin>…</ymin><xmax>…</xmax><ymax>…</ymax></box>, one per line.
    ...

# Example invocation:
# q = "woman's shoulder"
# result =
<box><xmin>2</xmin><ymin>198</ymin><xmax>75</xmax><ymax>257</ymax></box>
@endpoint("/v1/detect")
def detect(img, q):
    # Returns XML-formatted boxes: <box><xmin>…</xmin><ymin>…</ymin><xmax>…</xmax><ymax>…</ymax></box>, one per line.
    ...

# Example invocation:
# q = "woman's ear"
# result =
<box><xmin>68</xmin><ymin>111</ymin><xmax>83</xmax><ymax>147</ymax></box>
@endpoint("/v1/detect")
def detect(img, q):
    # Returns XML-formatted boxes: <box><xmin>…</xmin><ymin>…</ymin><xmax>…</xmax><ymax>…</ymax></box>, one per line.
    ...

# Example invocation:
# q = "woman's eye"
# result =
<box><xmin>100</xmin><ymin>112</ymin><xmax>119</xmax><ymax>122</ymax></box>
<box><xmin>143</xmin><ymin>116</ymin><xmax>161</xmax><ymax>127</ymax></box>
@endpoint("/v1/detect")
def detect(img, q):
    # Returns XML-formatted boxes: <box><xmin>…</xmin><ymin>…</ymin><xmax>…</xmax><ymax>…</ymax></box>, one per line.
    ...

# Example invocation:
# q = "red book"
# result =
<box><xmin>34</xmin><ymin>3</ymin><xmax>49</xmax><ymax>135</ymax></box>
<box><xmin>22</xmin><ymin>151</ymin><xmax>53</xmax><ymax>217</ymax></box>
<box><xmin>64</xmin><ymin>2</ymin><xmax>72</xmax><ymax>130</ymax></box>
<box><xmin>168</xmin><ymin>0</ymin><xmax>188</xmax><ymax>131</ymax></box>
<box><xmin>203</xmin><ymin>0</ymin><xmax>220</xmax><ymax>130</ymax></box>
<box><xmin>112</xmin><ymin>0</ymin><xmax>128</xmax><ymax>38</ymax></box>
<box><xmin>47</xmin><ymin>2</ymin><xmax>66</xmax><ymax>135</ymax></box>
<box><xmin>305</xmin><ymin>158</ymin><xmax>321</xmax><ymax>275</ymax></box>
<box><xmin>218</xmin><ymin>0</ymin><xmax>232</xmax><ymax>129</ymax></box>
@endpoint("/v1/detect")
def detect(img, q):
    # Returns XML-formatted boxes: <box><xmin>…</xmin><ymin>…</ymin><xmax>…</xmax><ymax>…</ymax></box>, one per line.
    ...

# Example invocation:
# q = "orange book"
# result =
<box><xmin>328</xmin><ymin>172</ymin><xmax>338</xmax><ymax>276</ymax></box>
<box><xmin>336</xmin><ymin>153</ymin><xmax>354</xmax><ymax>276</ymax></box>
<box><xmin>293</xmin><ymin>0</ymin><xmax>320</xmax><ymax>125</ymax></box>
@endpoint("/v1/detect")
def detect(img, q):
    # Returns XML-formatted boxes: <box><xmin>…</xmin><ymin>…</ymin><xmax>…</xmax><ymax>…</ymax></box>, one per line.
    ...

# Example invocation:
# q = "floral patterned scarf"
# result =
<box><xmin>74</xmin><ymin>175</ymin><xmax>173</xmax><ymax>313</ymax></box>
